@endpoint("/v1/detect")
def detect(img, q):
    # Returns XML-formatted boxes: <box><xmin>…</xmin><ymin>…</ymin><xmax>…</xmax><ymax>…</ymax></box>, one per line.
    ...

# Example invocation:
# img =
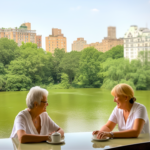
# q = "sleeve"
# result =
<box><xmin>108</xmin><ymin>107</ymin><xmax>118</xmax><ymax>124</ymax></box>
<box><xmin>10</xmin><ymin>115</ymin><xmax>26</xmax><ymax>138</ymax></box>
<box><xmin>15</xmin><ymin>115</ymin><xmax>26</xmax><ymax>131</ymax></box>
<box><xmin>47</xmin><ymin>115</ymin><xmax>60</xmax><ymax>132</ymax></box>
<box><xmin>134</xmin><ymin>105</ymin><xmax>147</xmax><ymax>123</ymax></box>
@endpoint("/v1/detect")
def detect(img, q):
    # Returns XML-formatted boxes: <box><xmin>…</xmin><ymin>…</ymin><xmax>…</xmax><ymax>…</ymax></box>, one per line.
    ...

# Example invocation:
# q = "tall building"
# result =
<box><xmin>108</xmin><ymin>26</ymin><xmax>116</xmax><ymax>39</ymax></box>
<box><xmin>21</xmin><ymin>22</ymin><xmax>31</xmax><ymax>30</ymax></box>
<box><xmin>84</xmin><ymin>27</ymin><xmax>123</xmax><ymax>52</ymax></box>
<box><xmin>72</xmin><ymin>38</ymin><xmax>87</xmax><ymax>51</ymax></box>
<box><xmin>36</xmin><ymin>35</ymin><xmax>42</xmax><ymax>48</ymax></box>
<box><xmin>124</xmin><ymin>25</ymin><xmax>150</xmax><ymax>61</ymax></box>
<box><xmin>0</xmin><ymin>22</ymin><xmax>42</xmax><ymax>48</ymax></box>
<box><xmin>45</xmin><ymin>28</ymin><xmax>67</xmax><ymax>53</ymax></box>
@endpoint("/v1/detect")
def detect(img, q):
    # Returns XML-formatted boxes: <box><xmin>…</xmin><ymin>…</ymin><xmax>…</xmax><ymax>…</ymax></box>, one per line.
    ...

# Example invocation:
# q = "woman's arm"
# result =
<box><xmin>93</xmin><ymin>120</ymin><xmax>116</xmax><ymax>135</ymax></box>
<box><xmin>100</xmin><ymin>120</ymin><xmax>116</xmax><ymax>132</ymax></box>
<box><xmin>17</xmin><ymin>130</ymin><xmax>49</xmax><ymax>143</ymax></box>
<box><xmin>97</xmin><ymin>118</ymin><xmax>145</xmax><ymax>139</ymax></box>
<box><xmin>112</xmin><ymin>118</ymin><xmax>145</xmax><ymax>138</ymax></box>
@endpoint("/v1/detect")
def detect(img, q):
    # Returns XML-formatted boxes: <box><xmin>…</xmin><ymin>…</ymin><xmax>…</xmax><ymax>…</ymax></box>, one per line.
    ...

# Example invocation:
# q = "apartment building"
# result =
<box><xmin>84</xmin><ymin>27</ymin><xmax>123</xmax><ymax>52</ymax></box>
<box><xmin>0</xmin><ymin>22</ymin><xmax>42</xmax><ymax>48</ymax></box>
<box><xmin>36</xmin><ymin>35</ymin><xmax>42</xmax><ymax>48</ymax></box>
<box><xmin>108</xmin><ymin>26</ymin><xmax>116</xmax><ymax>39</ymax></box>
<box><xmin>72</xmin><ymin>38</ymin><xmax>87</xmax><ymax>51</ymax></box>
<box><xmin>124</xmin><ymin>25</ymin><xmax>150</xmax><ymax>61</ymax></box>
<box><xmin>45</xmin><ymin>28</ymin><xmax>67</xmax><ymax>53</ymax></box>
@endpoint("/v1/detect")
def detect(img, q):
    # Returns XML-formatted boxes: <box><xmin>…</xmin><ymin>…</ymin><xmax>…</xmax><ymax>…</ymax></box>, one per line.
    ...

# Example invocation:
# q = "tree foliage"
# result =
<box><xmin>99</xmin><ymin>45</ymin><xmax>123</xmax><ymax>62</ymax></box>
<box><xmin>0</xmin><ymin>38</ymin><xmax>19</xmax><ymax>66</ymax></box>
<box><xmin>52</xmin><ymin>48</ymin><xmax>65</xmax><ymax>83</ymax></box>
<box><xmin>100</xmin><ymin>56</ymin><xmax>150</xmax><ymax>90</ymax></box>
<box><xmin>59</xmin><ymin>51</ymin><xmax>80</xmax><ymax>83</ymax></box>
<box><xmin>74</xmin><ymin>47</ymin><xmax>103</xmax><ymax>88</ymax></box>
<box><xmin>0</xmin><ymin>38</ymin><xmax>149</xmax><ymax>91</ymax></box>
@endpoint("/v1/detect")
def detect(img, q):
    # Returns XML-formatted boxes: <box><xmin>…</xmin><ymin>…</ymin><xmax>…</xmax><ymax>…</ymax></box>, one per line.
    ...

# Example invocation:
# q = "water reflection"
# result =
<box><xmin>93</xmin><ymin>142</ymin><xmax>111</xmax><ymax>149</ymax></box>
<box><xmin>12</xmin><ymin>138</ymin><xmax>62</xmax><ymax>150</ymax></box>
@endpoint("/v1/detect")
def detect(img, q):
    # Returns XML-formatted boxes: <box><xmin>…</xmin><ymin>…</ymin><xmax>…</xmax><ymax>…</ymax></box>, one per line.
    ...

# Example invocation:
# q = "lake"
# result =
<box><xmin>0</xmin><ymin>88</ymin><xmax>150</xmax><ymax>138</ymax></box>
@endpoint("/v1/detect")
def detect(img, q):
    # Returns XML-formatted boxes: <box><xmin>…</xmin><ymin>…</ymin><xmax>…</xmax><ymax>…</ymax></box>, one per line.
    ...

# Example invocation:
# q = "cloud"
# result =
<box><xmin>70</xmin><ymin>6</ymin><xmax>81</xmax><ymax>11</ymax></box>
<box><xmin>91</xmin><ymin>8</ymin><xmax>99</xmax><ymax>12</ymax></box>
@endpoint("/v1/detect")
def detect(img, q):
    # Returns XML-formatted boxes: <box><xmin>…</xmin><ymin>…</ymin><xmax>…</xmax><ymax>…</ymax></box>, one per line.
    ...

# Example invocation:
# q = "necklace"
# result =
<box><xmin>34</xmin><ymin>119</ymin><xmax>37</xmax><ymax>124</ymax></box>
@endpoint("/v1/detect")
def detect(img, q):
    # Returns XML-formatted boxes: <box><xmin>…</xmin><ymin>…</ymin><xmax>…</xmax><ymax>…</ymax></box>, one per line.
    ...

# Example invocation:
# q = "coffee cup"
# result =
<box><xmin>93</xmin><ymin>134</ymin><xmax>98</xmax><ymax>139</ymax></box>
<box><xmin>93</xmin><ymin>134</ymin><xmax>107</xmax><ymax>139</ymax></box>
<box><xmin>51</xmin><ymin>132</ymin><xmax>61</xmax><ymax>143</ymax></box>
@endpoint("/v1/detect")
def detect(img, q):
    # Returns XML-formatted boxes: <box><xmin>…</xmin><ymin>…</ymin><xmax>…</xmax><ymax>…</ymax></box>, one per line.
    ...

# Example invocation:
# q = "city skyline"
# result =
<box><xmin>0</xmin><ymin>0</ymin><xmax>150</xmax><ymax>52</ymax></box>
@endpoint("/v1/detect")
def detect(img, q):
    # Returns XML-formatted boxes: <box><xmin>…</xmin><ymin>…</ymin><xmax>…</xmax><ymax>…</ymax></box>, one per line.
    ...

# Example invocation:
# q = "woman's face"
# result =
<box><xmin>113</xmin><ymin>94</ymin><xmax>128</xmax><ymax>109</ymax></box>
<box><xmin>37</xmin><ymin>95</ymin><xmax>48</xmax><ymax>113</ymax></box>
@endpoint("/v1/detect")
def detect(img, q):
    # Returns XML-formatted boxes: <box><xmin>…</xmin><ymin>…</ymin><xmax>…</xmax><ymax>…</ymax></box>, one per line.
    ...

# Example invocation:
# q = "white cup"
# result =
<box><xmin>51</xmin><ymin>132</ymin><xmax>61</xmax><ymax>143</ymax></box>
<box><xmin>93</xmin><ymin>134</ymin><xmax>107</xmax><ymax>139</ymax></box>
<box><xmin>93</xmin><ymin>134</ymin><xmax>98</xmax><ymax>139</ymax></box>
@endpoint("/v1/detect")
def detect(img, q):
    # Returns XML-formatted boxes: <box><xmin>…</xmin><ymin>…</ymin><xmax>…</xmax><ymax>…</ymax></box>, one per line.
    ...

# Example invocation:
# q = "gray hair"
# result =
<box><xmin>26</xmin><ymin>86</ymin><xmax>48</xmax><ymax>109</ymax></box>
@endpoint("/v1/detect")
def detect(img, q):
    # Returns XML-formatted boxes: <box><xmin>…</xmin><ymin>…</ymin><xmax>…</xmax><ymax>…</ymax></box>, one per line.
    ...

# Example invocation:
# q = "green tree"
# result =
<box><xmin>0</xmin><ymin>38</ymin><xmax>18</xmax><ymax>66</ymax></box>
<box><xmin>100</xmin><ymin>56</ymin><xmax>150</xmax><ymax>90</ymax></box>
<box><xmin>0</xmin><ymin>63</ymin><xmax>5</xmax><ymax>74</ymax></box>
<box><xmin>0</xmin><ymin>75</ymin><xmax>6</xmax><ymax>91</ymax></box>
<box><xmin>60</xmin><ymin>73</ymin><xmax>70</xmax><ymax>89</ymax></box>
<box><xmin>76</xmin><ymin>47</ymin><xmax>103</xmax><ymax>88</ymax></box>
<box><xmin>99</xmin><ymin>45</ymin><xmax>123</xmax><ymax>62</ymax></box>
<box><xmin>6</xmin><ymin>74</ymin><xmax>32</xmax><ymax>91</ymax></box>
<box><xmin>52</xmin><ymin>48</ymin><xmax>65</xmax><ymax>83</ymax></box>
<box><xmin>59</xmin><ymin>51</ymin><xmax>81</xmax><ymax>83</ymax></box>
<box><xmin>5</xmin><ymin>42</ymin><xmax>54</xmax><ymax>90</ymax></box>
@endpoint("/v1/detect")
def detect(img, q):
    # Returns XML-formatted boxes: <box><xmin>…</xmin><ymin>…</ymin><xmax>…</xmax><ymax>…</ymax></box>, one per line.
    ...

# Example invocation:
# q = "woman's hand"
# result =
<box><xmin>93</xmin><ymin>130</ymin><xmax>111</xmax><ymax>139</ymax></box>
<box><xmin>92</xmin><ymin>130</ymin><xmax>99</xmax><ymax>135</ymax></box>
<box><xmin>49</xmin><ymin>131</ymin><xmax>55</xmax><ymax>135</ymax></box>
<box><xmin>47</xmin><ymin>131</ymin><xmax>55</xmax><ymax>141</ymax></box>
<box><xmin>97</xmin><ymin>131</ymin><xmax>111</xmax><ymax>139</ymax></box>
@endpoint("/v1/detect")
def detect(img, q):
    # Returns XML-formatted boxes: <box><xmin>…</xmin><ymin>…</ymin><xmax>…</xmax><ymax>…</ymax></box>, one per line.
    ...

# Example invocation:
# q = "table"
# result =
<box><xmin>0</xmin><ymin>132</ymin><xmax>150</xmax><ymax>150</ymax></box>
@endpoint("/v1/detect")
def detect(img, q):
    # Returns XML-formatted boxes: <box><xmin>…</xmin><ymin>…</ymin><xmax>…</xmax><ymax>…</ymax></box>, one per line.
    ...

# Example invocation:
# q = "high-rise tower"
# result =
<box><xmin>108</xmin><ymin>26</ymin><xmax>116</xmax><ymax>39</ymax></box>
<box><xmin>45</xmin><ymin>28</ymin><xmax>67</xmax><ymax>53</ymax></box>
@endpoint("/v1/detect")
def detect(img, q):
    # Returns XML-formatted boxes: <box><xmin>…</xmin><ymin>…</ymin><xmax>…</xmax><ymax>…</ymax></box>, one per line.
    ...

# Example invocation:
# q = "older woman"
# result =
<box><xmin>93</xmin><ymin>83</ymin><xmax>150</xmax><ymax>139</ymax></box>
<box><xmin>10</xmin><ymin>86</ymin><xmax>64</xmax><ymax>143</ymax></box>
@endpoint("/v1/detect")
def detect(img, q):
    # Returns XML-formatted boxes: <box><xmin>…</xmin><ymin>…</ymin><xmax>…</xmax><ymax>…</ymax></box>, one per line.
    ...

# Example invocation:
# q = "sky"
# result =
<box><xmin>0</xmin><ymin>0</ymin><xmax>150</xmax><ymax>52</ymax></box>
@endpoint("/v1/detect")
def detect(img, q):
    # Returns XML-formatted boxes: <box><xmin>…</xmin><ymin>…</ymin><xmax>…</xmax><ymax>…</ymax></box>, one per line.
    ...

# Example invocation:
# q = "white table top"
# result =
<box><xmin>0</xmin><ymin>132</ymin><xmax>150</xmax><ymax>150</ymax></box>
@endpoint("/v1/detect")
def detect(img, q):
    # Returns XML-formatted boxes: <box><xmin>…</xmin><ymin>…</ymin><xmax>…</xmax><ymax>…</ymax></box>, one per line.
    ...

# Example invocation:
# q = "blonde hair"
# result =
<box><xmin>111</xmin><ymin>84</ymin><xmax>136</xmax><ymax>103</ymax></box>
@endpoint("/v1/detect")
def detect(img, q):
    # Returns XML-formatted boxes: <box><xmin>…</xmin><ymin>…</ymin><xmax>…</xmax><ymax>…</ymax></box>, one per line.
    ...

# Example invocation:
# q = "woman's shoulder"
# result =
<box><xmin>14</xmin><ymin>109</ymin><xmax>29</xmax><ymax>122</ymax></box>
<box><xmin>134</xmin><ymin>102</ymin><xmax>146</xmax><ymax>109</ymax></box>
<box><xmin>17</xmin><ymin>109</ymin><xmax>28</xmax><ymax>116</ymax></box>
<box><xmin>133</xmin><ymin>102</ymin><xmax>147</xmax><ymax>112</ymax></box>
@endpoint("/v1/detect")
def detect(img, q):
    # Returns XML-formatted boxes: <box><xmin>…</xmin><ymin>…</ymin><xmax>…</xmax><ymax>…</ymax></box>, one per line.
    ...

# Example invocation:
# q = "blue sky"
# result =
<box><xmin>0</xmin><ymin>0</ymin><xmax>150</xmax><ymax>52</ymax></box>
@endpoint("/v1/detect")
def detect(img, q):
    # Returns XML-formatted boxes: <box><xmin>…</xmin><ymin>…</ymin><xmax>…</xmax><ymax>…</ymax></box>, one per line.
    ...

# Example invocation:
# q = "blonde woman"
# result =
<box><xmin>93</xmin><ymin>83</ymin><xmax>150</xmax><ymax>139</ymax></box>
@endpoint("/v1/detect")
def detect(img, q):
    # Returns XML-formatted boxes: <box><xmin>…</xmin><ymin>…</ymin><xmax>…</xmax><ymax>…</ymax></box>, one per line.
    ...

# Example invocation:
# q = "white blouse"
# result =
<box><xmin>109</xmin><ymin>102</ymin><xmax>150</xmax><ymax>133</ymax></box>
<box><xmin>10</xmin><ymin>109</ymin><xmax>59</xmax><ymax>138</ymax></box>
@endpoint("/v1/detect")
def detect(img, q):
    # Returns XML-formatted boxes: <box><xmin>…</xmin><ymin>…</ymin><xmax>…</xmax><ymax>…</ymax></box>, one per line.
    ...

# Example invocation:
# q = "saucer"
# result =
<box><xmin>46</xmin><ymin>139</ymin><xmax>65</xmax><ymax>144</ymax></box>
<box><xmin>92</xmin><ymin>137</ymin><xmax>110</xmax><ymax>141</ymax></box>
